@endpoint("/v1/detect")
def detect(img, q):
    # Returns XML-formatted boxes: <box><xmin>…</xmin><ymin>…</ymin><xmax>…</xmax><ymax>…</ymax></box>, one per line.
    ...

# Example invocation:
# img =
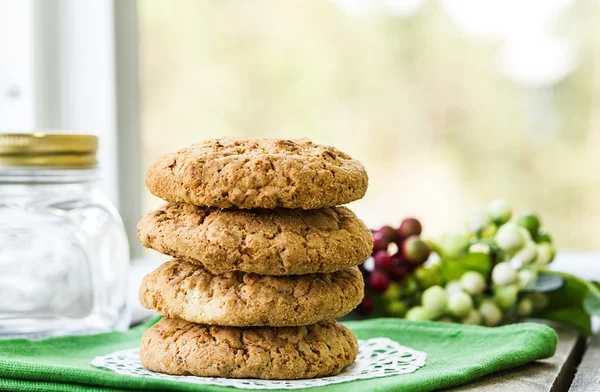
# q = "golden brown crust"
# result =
<box><xmin>137</xmin><ymin>204</ymin><xmax>373</xmax><ymax>275</ymax></box>
<box><xmin>140</xmin><ymin>318</ymin><xmax>358</xmax><ymax>379</ymax></box>
<box><xmin>139</xmin><ymin>259</ymin><xmax>364</xmax><ymax>327</ymax></box>
<box><xmin>145</xmin><ymin>138</ymin><xmax>368</xmax><ymax>209</ymax></box>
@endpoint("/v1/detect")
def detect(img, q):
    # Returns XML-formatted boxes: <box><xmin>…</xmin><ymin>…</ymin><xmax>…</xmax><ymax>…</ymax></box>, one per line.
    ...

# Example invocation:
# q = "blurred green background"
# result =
<box><xmin>138</xmin><ymin>0</ymin><xmax>600</xmax><ymax>250</ymax></box>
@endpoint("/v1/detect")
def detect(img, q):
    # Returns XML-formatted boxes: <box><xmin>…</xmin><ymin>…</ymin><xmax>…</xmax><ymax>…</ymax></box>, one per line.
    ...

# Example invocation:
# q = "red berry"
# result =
<box><xmin>377</xmin><ymin>225</ymin><xmax>397</xmax><ymax>242</ymax></box>
<box><xmin>398</xmin><ymin>218</ymin><xmax>422</xmax><ymax>238</ymax></box>
<box><xmin>372</xmin><ymin>232</ymin><xmax>388</xmax><ymax>252</ymax></box>
<box><xmin>402</xmin><ymin>235</ymin><xmax>431</xmax><ymax>264</ymax></box>
<box><xmin>373</xmin><ymin>250</ymin><xmax>393</xmax><ymax>272</ymax></box>
<box><xmin>391</xmin><ymin>249</ymin><xmax>404</xmax><ymax>262</ymax></box>
<box><xmin>369</xmin><ymin>271</ymin><xmax>390</xmax><ymax>293</ymax></box>
<box><xmin>356</xmin><ymin>295</ymin><xmax>374</xmax><ymax>315</ymax></box>
<box><xmin>388</xmin><ymin>262</ymin><xmax>411</xmax><ymax>281</ymax></box>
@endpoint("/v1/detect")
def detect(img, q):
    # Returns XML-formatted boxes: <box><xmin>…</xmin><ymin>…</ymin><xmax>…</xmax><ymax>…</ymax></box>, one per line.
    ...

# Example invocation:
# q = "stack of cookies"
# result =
<box><xmin>137</xmin><ymin>138</ymin><xmax>372</xmax><ymax>380</ymax></box>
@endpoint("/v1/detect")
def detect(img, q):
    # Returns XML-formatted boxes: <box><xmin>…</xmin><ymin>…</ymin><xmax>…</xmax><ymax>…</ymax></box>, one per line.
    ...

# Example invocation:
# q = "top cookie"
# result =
<box><xmin>146</xmin><ymin>138</ymin><xmax>368</xmax><ymax>209</ymax></box>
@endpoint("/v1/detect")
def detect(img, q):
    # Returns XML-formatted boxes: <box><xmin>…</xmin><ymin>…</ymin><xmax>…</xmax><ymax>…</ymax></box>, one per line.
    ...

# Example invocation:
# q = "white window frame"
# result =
<box><xmin>113</xmin><ymin>0</ymin><xmax>142</xmax><ymax>258</ymax></box>
<box><xmin>0</xmin><ymin>0</ymin><xmax>36</xmax><ymax>129</ymax></box>
<box><xmin>0</xmin><ymin>0</ymin><xmax>142</xmax><ymax>257</ymax></box>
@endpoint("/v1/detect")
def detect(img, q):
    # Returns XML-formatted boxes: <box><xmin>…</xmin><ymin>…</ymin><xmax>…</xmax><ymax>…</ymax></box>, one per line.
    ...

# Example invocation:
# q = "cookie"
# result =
<box><xmin>138</xmin><ymin>203</ymin><xmax>372</xmax><ymax>275</ymax></box>
<box><xmin>139</xmin><ymin>259</ymin><xmax>364</xmax><ymax>327</ymax></box>
<box><xmin>140</xmin><ymin>318</ymin><xmax>358</xmax><ymax>379</ymax></box>
<box><xmin>145</xmin><ymin>138</ymin><xmax>368</xmax><ymax>209</ymax></box>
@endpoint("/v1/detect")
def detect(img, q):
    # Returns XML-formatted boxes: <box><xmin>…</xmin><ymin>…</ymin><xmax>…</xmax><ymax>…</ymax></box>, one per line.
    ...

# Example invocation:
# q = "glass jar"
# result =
<box><xmin>0</xmin><ymin>133</ymin><xmax>130</xmax><ymax>337</ymax></box>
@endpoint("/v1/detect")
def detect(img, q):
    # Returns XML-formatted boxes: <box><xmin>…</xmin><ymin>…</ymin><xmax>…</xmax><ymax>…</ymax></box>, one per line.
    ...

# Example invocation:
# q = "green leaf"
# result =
<box><xmin>441</xmin><ymin>252</ymin><xmax>491</xmax><ymax>282</ymax></box>
<box><xmin>583</xmin><ymin>281</ymin><xmax>600</xmax><ymax>315</ymax></box>
<box><xmin>532</xmin><ymin>274</ymin><xmax>564</xmax><ymax>292</ymax></box>
<box><xmin>535</xmin><ymin>308</ymin><xmax>591</xmax><ymax>336</ymax></box>
<box><xmin>532</xmin><ymin>271</ymin><xmax>594</xmax><ymax>336</ymax></box>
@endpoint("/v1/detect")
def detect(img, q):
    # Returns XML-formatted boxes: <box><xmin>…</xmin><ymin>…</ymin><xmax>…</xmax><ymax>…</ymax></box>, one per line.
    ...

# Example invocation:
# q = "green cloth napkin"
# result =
<box><xmin>0</xmin><ymin>318</ymin><xmax>557</xmax><ymax>392</ymax></box>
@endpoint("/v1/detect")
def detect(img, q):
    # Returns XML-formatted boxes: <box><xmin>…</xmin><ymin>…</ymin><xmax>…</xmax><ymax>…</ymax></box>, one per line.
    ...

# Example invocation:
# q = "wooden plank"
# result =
<box><xmin>446</xmin><ymin>327</ymin><xmax>585</xmax><ymax>392</ymax></box>
<box><xmin>569</xmin><ymin>334</ymin><xmax>600</xmax><ymax>392</ymax></box>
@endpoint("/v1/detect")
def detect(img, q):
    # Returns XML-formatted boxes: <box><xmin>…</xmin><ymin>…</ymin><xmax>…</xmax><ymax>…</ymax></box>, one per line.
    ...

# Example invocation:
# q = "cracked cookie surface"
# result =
<box><xmin>145</xmin><ymin>137</ymin><xmax>368</xmax><ymax>209</ymax></box>
<box><xmin>139</xmin><ymin>259</ymin><xmax>364</xmax><ymax>327</ymax></box>
<box><xmin>138</xmin><ymin>204</ymin><xmax>372</xmax><ymax>275</ymax></box>
<box><xmin>140</xmin><ymin>318</ymin><xmax>358</xmax><ymax>379</ymax></box>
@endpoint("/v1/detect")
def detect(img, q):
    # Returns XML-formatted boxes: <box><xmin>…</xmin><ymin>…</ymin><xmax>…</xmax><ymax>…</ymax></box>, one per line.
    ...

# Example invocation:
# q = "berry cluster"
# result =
<box><xmin>404</xmin><ymin>272</ymin><xmax>549</xmax><ymax>325</ymax></box>
<box><xmin>356</xmin><ymin>199</ymin><xmax>556</xmax><ymax>326</ymax></box>
<box><xmin>357</xmin><ymin>218</ymin><xmax>431</xmax><ymax>315</ymax></box>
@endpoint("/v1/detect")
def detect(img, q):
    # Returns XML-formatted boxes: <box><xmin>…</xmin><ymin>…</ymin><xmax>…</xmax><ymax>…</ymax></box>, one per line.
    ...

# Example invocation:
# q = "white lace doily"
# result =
<box><xmin>91</xmin><ymin>338</ymin><xmax>426</xmax><ymax>390</ymax></box>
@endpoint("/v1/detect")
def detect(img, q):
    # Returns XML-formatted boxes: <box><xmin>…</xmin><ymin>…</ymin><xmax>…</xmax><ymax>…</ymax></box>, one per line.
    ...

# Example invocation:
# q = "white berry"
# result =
<box><xmin>460</xmin><ymin>271</ymin><xmax>486</xmax><ymax>295</ymax></box>
<box><xmin>518</xmin><ymin>269</ymin><xmax>537</xmax><ymax>290</ymax></box>
<box><xmin>517</xmin><ymin>298</ymin><xmax>534</xmax><ymax>317</ymax></box>
<box><xmin>405</xmin><ymin>306</ymin><xmax>434</xmax><ymax>321</ymax></box>
<box><xmin>535</xmin><ymin>243</ymin><xmax>555</xmax><ymax>267</ymax></box>
<box><xmin>469</xmin><ymin>242</ymin><xmax>490</xmax><ymax>254</ymax></box>
<box><xmin>479</xmin><ymin>300</ymin><xmax>503</xmax><ymax>326</ymax></box>
<box><xmin>445</xmin><ymin>280</ymin><xmax>464</xmax><ymax>296</ymax></box>
<box><xmin>514</xmin><ymin>241</ymin><xmax>538</xmax><ymax>265</ymax></box>
<box><xmin>448</xmin><ymin>291</ymin><xmax>473</xmax><ymax>318</ymax></box>
<box><xmin>421</xmin><ymin>285</ymin><xmax>448</xmax><ymax>316</ymax></box>
<box><xmin>492</xmin><ymin>262</ymin><xmax>517</xmax><ymax>286</ymax></box>
<box><xmin>519</xmin><ymin>227</ymin><xmax>532</xmax><ymax>242</ymax></box>
<box><xmin>461</xmin><ymin>309</ymin><xmax>483</xmax><ymax>325</ymax></box>
<box><xmin>495</xmin><ymin>223</ymin><xmax>526</xmax><ymax>254</ymax></box>
<box><xmin>488</xmin><ymin>199</ymin><xmax>512</xmax><ymax>224</ymax></box>
<box><xmin>494</xmin><ymin>284</ymin><xmax>518</xmax><ymax>310</ymax></box>
<box><xmin>528</xmin><ymin>292</ymin><xmax>549</xmax><ymax>311</ymax></box>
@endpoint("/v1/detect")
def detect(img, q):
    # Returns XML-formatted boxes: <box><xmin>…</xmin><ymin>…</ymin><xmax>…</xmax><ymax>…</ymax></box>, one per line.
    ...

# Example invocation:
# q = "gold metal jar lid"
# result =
<box><xmin>0</xmin><ymin>132</ymin><xmax>98</xmax><ymax>167</ymax></box>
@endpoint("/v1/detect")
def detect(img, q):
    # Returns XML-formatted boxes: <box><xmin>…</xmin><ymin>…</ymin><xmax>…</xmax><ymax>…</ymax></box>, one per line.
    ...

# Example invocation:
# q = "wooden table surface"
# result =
<box><xmin>447</xmin><ymin>326</ymin><xmax>599</xmax><ymax>391</ymax></box>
